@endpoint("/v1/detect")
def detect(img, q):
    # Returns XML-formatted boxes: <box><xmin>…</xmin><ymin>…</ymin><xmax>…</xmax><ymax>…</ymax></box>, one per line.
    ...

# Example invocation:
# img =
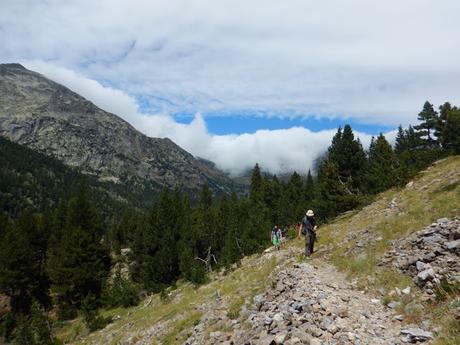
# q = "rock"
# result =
<box><xmin>437</xmin><ymin>217</ymin><xmax>450</xmax><ymax>224</ymax></box>
<box><xmin>401</xmin><ymin>328</ymin><xmax>433</xmax><ymax>342</ymax></box>
<box><xmin>256</xmin><ymin>334</ymin><xmax>275</xmax><ymax>345</ymax></box>
<box><xmin>309</xmin><ymin>339</ymin><xmax>322</xmax><ymax>345</ymax></box>
<box><xmin>273</xmin><ymin>313</ymin><xmax>284</xmax><ymax>322</ymax></box>
<box><xmin>417</xmin><ymin>268</ymin><xmax>435</xmax><ymax>282</ymax></box>
<box><xmin>210</xmin><ymin>331</ymin><xmax>222</xmax><ymax>339</ymax></box>
<box><xmin>446</xmin><ymin>239</ymin><xmax>460</xmax><ymax>250</ymax></box>
<box><xmin>254</xmin><ymin>294</ymin><xmax>266</xmax><ymax>310</ymax></box>
<box><xmin>393</xmin><ymin>314</ymin><xmax>405</xmax><ymax>321</ymax></box>
<box><xmin>416</xmin><ymin>261</ymin><xmax>426</xmax><ymax>271</ymax></box>
<box><xmin>387</xmin><ymin>301</ymin><xmax>401</xmax><ymax>309</ymax></box>
<box><xmin>274</xmin><ymin>332</ymin><xmax>287</xmax><ymax>344</ymax></box>
<box><xmin>402</xmin><ymin>286</ymin><xmax>411</xmax><ymax>295</ymax></box>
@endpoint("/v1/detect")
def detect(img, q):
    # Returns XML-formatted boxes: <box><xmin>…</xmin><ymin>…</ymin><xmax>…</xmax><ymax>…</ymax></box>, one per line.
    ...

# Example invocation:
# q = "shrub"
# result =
<box><xmin>81</xmin><ymin>293</ymin><xmax>111</xmax><ymax>332</ymax></box>
<box><xmin>102</xmin><ymin>273</ymin><xmax>140</xmax><ymax>308</ymax></box>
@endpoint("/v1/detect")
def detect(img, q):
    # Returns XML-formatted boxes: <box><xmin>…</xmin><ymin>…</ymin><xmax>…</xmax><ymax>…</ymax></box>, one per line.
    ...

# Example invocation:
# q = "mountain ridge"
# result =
<box><xmin>0</xmin><ymin>63</ymin><xmax>240</xmax><ymax>196</ymax></box>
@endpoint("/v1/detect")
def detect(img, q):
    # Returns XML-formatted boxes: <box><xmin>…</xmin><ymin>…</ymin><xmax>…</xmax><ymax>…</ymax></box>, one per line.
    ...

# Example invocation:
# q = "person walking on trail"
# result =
<box><xmin>280</xmin><ymin>225</ymin><xmax>288</xmax><ymax>248</ymax></box>
<box><xmin>271</xmin><ymin>225</ymin><xmax>282</xmax><ymax>250</ymax></box>
<box><xmin>299</xmin><ymin>210</ymin><xmax>317</xmax><ymax>257</ymax></box>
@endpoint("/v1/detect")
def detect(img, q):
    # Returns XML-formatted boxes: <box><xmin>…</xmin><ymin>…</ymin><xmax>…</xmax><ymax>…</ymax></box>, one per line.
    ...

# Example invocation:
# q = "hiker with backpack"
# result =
<box><xmin>299</xmin><ymin>210</ymin><xmax>317</xmax><ymax>257</ymax></box>
<box><xmin>271</xmin><ymin>225</ymin><xmax>282</xmax><ymax>250</ymax></box>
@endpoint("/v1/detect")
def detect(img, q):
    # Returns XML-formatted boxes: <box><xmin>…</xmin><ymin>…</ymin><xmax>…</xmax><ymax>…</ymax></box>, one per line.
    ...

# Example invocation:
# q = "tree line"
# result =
<box><xmin>0</xmin><ymin>100</ymin><xmax>459</xmax><ymax>343</ymax></box>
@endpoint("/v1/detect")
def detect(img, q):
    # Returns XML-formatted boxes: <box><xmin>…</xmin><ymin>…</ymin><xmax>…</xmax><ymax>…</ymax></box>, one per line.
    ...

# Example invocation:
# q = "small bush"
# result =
<box><xmin>435</xmin><ymin>279</ymin><xmax>460</xmax><ymax>302</ymax></box>
<box><xmin>102</xmin><ymin>274</ymin><xmax>140</xmax><ymax>308</ymax></box>
<box><xmin>81</xmin><ymin>293</ymin><xmax>111</xmax><ymax>332</ymax></box>
<box><xmin>227</xmin><ymin>297</ymin><xmax>244</xmax><ymax>319</ymax></box>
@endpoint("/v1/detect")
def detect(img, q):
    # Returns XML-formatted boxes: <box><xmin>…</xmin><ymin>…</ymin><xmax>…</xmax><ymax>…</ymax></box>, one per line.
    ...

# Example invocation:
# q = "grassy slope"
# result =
<box><xmin>58</xmin><ymin>250</ymin><xmax>292</xmax><ymax>345</ymax></box>
<box><xmin>314</xmin><ymin>156</ymin><xmax>460</xmax><ymax>345</ymax></box>
<box><xmin>58</xmin><ymin>156</ymin><xmax>460</xmax><ymax>345</ymax></box>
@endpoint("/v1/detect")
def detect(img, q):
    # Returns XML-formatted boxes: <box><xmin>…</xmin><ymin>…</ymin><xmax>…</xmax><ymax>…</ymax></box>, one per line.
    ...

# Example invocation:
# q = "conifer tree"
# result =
<box><xmin>0</xmin><ymin>213</ymin><xmax>49</xmax><ymax>314</ymax></box>
<box><xmin>436</xmin><ymin>103</ymin><xmax>460</xmax><ymax>154</ymax></box>
<box><xmin>47</xmin><ymin>184</ymin><xmax>110</xmax><ymax>315</ymax></box>
<box><xmin>286</xmin><ymin>171</ymin><xmax>304</xmax><ymax>221</ymax></box>
<box><xmin>366</xmin><ymin>134</ymin><xmax>398</xmax><ymax>193</ymax></box>
<box><xmin>220</xmin><ymin>192</ymin><xmax>242</xmax><ymax>267</ymax></box>
<box><xmin>249</xmin><ymin>163</ymin><xmax>264</xmax><ymax>203</ymax></box>
<box><xmin>315</xmin><ymin>160</ymin><xmax>359</xmax><ymax>220</ymax></box>
<box><xmin>415</xmin><ymin>101</ymin><xmax>438</xmax><ymax>146</ymax></box>
<box><xmin>304</xmin><ymin>169</ymin><xmax>315</xmax><ymax>205</ymax></box>
<box><xmin>328</xmin><ymin>125</ymin><xmax>367</xmax><ymax>194</ymax></box>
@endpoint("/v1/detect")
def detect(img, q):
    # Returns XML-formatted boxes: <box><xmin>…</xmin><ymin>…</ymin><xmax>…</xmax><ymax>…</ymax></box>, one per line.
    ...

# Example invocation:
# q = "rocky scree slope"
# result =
<box><xmin>0</xmin><ymin>63</ymin><xmax>237</xmax><ymax>195</ymax></box>
<box><xmin>381</xmin><ymin>217</ymin><xmax>460</xmax><ymax>298</ymax></box>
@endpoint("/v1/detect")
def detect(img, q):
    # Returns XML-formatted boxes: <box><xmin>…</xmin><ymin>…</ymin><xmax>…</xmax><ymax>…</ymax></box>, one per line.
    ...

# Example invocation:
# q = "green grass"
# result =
<box><xmin>313</xmin><ymin>156</ymin><xmax>460</xmax><ymax>342</ymax></box>
<box><xmin>56</xmin><ymin>248</ymin><xmax>283</xmax><ymax>345</ymax></box>
<box><xmin>162</xmin><ymin>312</ymin><xmax>202</xmax><ymax>345</ymax></box>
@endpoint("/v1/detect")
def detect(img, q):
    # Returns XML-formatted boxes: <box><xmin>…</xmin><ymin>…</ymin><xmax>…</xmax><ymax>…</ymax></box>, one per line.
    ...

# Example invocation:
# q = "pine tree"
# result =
<box><xmin>47</xmin><ymin>184</ymin><xmax>110</xmax><ymax>316</ymax></box>
<box><xmin>304</xmin><ymin>169</ymin><xmax>314</xmax><ymax>204</ymax></box>
<box><xmin>366</xmin><ymin>134</ymin><xmax>398</xmax><ymax>193</ymax></box>
<box><xmin>415</xmin><ymin>101</ymin><xmax>438</xmax><ymax>146</ymax></box>
<box><xmin>220</xmin><ymin>192</ymin><xmax>242</xmax><ymax>267</ymax></box>
<box><xmin>286</xmin><ymin>171</ymin><xmax>305</xmax><ymax>222</ymax></box>
<box><xmin>315</xmin><ymin>160</ymin><xmax>359</xmax><ymax>220</ymax></box>
<box><xmin>0</xmin><ymin>213</ymin><xmax>49</xmax><ymax>314</ymax></box>
<box><xmin>436</xmin><ymin>103</ymin><xmax>460</xmax><ymax>154</ymax></box>
<box><xmin>249</xmin><ymin>163</ymin><xmax>264</xmax><ymax>203</ymax></box>
<box><xmin>394</xmin><ymin>125</ymin><xmax>407</xmax><ymax>154</ymax></box>
<box><xmin>328</xmin><ymin>125</ymin><xmax>367</xmax><ymax>194</ymax></box>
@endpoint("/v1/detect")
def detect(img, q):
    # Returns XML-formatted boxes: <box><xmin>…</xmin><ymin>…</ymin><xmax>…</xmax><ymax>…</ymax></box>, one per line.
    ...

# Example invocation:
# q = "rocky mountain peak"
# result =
<box><xmin>0</xmin><ymin>64</ymin><xmax>239</xmax><ymax>195</ymax></box>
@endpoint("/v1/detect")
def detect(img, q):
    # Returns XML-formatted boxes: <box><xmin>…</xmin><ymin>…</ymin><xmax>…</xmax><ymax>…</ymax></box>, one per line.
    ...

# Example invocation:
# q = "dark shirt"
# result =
<box><xmin>302</xmin><ymin>216</ymin><xmax>316</xmax><ymax>233</ymax></box>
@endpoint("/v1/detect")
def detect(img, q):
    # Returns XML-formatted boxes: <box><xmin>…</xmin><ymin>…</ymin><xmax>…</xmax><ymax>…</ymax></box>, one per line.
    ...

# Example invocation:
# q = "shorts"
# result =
<box><xmin>272</xmin><ymin>237</ymin><xmax>280</xmax><ymax>246</ymax></box>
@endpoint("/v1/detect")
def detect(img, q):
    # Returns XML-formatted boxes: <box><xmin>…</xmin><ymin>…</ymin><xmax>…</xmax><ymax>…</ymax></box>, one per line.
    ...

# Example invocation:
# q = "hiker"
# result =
<box><xmin>271</xmin><ymin>225</ymin><xmax>281</xmax><ymax>250</ymax></box>
<box><xmin>280</xmin><ymin>225</ymin><xmax>288</xmax><ymax>248</ymax></box>
<box><xmin>299</xmin><ymin>210</ymin><xmax>317</xmax><ymax>257</ymax></box>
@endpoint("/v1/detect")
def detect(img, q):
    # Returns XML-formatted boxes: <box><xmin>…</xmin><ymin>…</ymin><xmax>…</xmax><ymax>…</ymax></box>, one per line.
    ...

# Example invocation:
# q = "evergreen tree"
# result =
<box><xmin>47</xmin><ymin>185</ymin><xmax>110</xmax><ymax>315</ymax></box>
<box><xmin>366</xmin><ymin>134</ymin><xmax>398</xmax><ymax>193</ymax></box>
<box><xmin>315</xmin><ymin>160</ymin><xmax>359</xmax><ymax>220</ymax></box>
<box><xmin>415</xmin><ymin>101</ymin><xmax>438</xmax><ymax>146</ymax></box>
<box><xmin>436</xmin><ymin>103</ymin><xmax>460</xmax><ymax>154</ymax></box>
<box><xmin>286</xmin><ymin>172</ymin><xmax>305</xmax><ymax>222</ymax></box>
<box><xmin>394</xmin><ymin>125</ymin><xmax>407</xmax><ymax>154</ymax></box>
<box><xmin>0</xmin><ymin>213</ymin><xmax>49</xmax><ymax>314</ymax></box>
<box><xmin>249</xmin><ymin>163</ymin><xmax>264</xmax><ymax>203</ymax></box>
<box><xmin>304</xmin><ymin>169</ymin><xmax>315</xmax><ymax>205</ymax></box>
<box><xmin>220</xmin><ymin>192</ymin><xmax>242</xmax><ymax>267</ymax></box>
<box><xmin>328</xmin><ymin>125</ymin><xmax>367</xmax><ymax>194</ymax></box>
<box><xmin>177</xmin><ymin>195</ymin><xmax>206</xmax><ymax>284</ymax></box>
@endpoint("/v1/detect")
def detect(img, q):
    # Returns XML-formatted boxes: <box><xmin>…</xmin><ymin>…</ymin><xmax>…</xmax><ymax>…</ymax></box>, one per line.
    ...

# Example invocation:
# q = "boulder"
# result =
<box><xmin>446</xmin><ymin>240</ymin><xmax>460</xmax><ymax>251</ymax></box>
<box><xmin>417</xmin><ymin>268</ymin><xmax>435</xmax><ymax>282</ymax></box>
<box><xmin>401</xmin><ymin>328</ymin><xmax>433</xmax><ymax>343</ymax></box>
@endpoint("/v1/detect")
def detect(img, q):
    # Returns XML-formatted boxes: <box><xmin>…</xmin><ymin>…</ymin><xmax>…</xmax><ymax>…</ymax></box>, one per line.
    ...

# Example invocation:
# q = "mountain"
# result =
<box><xmin>0</xmin><ymin>136</ymin><xmax>160</xmax><ymax>218</ymax></box>
<box><xmin>0</xmin><ymin>63</ymin><xmax>239</xmax><ymax>196</ymax></box>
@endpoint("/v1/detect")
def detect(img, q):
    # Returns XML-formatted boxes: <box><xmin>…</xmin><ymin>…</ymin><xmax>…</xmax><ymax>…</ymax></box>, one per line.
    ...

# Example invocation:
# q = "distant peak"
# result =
<box><xmin>0</xmin><ymin>63</ymin><xmax>26</xmax><ymax>70</ymax></box>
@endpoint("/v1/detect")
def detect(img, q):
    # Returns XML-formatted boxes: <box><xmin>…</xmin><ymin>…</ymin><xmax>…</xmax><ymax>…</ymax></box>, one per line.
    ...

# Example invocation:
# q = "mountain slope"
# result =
<box><xmin>0</xmin><ymin>63</ymin><xmax>238</xmax><ymax>195</ymax></box>
<box><xmin>0</xmin><ymin>136</ymin><xmax>158</xmax><ymax>217</ymax></box>
<box><xmin>56</xmin><ymin>156</ymin><xmax>459</xmax><ymax>345</ymax></box>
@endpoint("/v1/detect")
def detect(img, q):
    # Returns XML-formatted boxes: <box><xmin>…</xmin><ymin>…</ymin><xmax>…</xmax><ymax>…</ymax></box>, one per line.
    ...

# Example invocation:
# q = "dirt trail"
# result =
<box><xmin>186</xmin><ymin>251</ymin><xmax>433</xmax><ymax>345</ymax></box>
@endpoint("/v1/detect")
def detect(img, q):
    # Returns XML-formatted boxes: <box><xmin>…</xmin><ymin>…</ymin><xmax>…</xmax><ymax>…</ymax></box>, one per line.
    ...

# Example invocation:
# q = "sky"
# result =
<box><xmin>1</xmin><ymin>0</ymin><xmax>459</xmax><ymax>175</ymax></box>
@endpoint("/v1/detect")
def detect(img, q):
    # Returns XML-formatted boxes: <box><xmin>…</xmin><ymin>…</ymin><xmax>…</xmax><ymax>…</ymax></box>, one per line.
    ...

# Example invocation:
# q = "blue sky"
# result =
<box><xmin>174</xmin><ymin>112</ymin><xmax>393</xmax><ymax>136</ymax></box>
<box><xmin>1</xmin><ymin>0</ymin><xmax>459</xmax><ymax>174</ymax></box>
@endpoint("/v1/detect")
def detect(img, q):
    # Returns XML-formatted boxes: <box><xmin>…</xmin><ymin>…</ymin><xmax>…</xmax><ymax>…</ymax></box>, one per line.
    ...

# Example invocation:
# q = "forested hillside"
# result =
<box><xmin>0</xmin><ymin>100</ymin><xmax>459</xmax><ymax>344</ymax></box>
<box><xmin>0</xmin><ymin>136</ymin><xmax>159</xmax><ymax>217</ymax></box>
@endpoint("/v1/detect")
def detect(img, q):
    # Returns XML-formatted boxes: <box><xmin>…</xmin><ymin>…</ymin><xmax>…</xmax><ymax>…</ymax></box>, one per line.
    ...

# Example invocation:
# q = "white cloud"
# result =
<box><xmin>25</xmin><ymin>62</ymin><xmax>391</xmax><ymax>175</ymax></box>
<box><xmin>2</xmin><ymin>1</ymin><xmax>460</xmax><ymax>125</ymax></box>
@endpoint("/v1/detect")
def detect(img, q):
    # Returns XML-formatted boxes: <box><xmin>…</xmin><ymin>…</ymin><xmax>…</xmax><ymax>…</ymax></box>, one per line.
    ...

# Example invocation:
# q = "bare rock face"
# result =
<box><xmin>0</xmin><ymin>63</ymin><xmax>238</xmax><ymax>195</ymax></box>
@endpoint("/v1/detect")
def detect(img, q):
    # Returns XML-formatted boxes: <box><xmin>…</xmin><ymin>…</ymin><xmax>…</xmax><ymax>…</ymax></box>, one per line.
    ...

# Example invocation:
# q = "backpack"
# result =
<box><xmin>301</xmin><ymin>217</ymin><xmax>308</xmax><ymax>235</ymax></box>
